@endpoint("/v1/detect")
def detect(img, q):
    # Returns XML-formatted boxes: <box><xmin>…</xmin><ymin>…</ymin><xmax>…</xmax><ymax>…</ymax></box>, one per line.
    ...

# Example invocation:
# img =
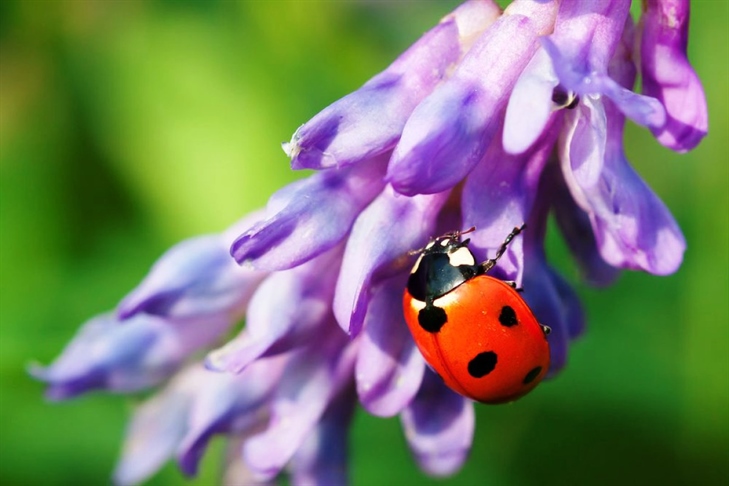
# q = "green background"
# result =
<box><xmin>1</xmin><ymin>1</ymin><xmax>727</xmax><ymax>485</ymax></box>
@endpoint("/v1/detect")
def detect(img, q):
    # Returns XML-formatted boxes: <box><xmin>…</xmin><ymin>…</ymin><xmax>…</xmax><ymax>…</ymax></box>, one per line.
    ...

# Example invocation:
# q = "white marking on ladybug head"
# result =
<box><xmin>410</xmin><ymin>254</ymin><xmax>424</xmax><ymax>275</ymax></box>
<box><xmin>448</xmin><ymin>246</ymin><xmax>476</xmax><ymax>267</ymax></box>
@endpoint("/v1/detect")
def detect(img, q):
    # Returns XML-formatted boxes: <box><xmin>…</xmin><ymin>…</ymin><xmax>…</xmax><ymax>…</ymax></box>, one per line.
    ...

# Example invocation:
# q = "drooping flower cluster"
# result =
<box><xmin>32</xmin><ymin>1</ymin><xmax>706</xmax><ymax>484</ymax></box>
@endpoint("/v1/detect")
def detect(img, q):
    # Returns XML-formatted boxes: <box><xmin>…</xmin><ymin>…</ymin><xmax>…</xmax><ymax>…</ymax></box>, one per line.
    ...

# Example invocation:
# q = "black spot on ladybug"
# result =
<box><xmin>523</xmin><ymin>366</ymin><xmax>542</xmax><ymax>385</ymax></box>
<box><xmin>498</xmin><ymin>306</ymin><xmax>518</xmax><ymax>327</ymax></box>
<box><xmin>418</xmin><ymin>304</ymin><xmax>447</xmax><ymax>333</ymax></box>
<box><xmin>467</xmin><ymin>351</ymin><xmax>497</xmax><ymax>378</ymax></box>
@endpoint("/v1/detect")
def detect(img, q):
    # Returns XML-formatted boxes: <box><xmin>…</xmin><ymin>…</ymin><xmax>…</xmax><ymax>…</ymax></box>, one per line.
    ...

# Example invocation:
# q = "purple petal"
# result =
<box><xmin>29</xmin><ymin>313</ymin><xmax>230</xmax><ymax>398</ymax></box>
<box><xmin>231</xmin><ymin>156</ymin><xmax>387</xmax><ymax>270</ymax></box>
<box><xmin>400</xmin><ymin>370</ymin><xmax>475</xmax><ymax>476</ymax></box>
<box><xmin>244</xmin><ymin>332</ymin><xmax>356</xmax><ymax>480</ymax></box>
<box><xmin>387</xmin><ymin>12</ymin><xmax>550</xmax><ymax>196</ymax></box>
<box><xmin>560</xmin><ymin>97</ymin><xmax>686</xmax><ymax>275</ymax></box>
<box><xmin>547</xmin><ymin>163</ymin><xmax>619</xmax><ymax>286</ymax></box>
<box><xmin>541</xmin><ymin>1</ymin><xmax>666</xmax><ymax>130</ymax></box>
<box><xmin>462</xmin><ymin>120</ymin><xmax>559</xmax><ymax>283</ymax></box>
<box><xmin>206</xmin><ymin>249</ymin><xmax>342</xmax><ymax>373</ymax></box>
<box><xmin>112</xmin><ymin>365</ymin><xmax>207</xmax><ymax>486</ymax></box>
<box><xmin>289</xmin><ymin>384</ymin><xmax>357</xmax><ymax>486</ymax></box>
<box><xmin>177</xmin><ymin>356</ymin><xmax>288</xmax><ymax>476</ymax></box>
<box><xmin>332</xmin><ymin>185</ymin><xmax>449</xmax><ymax>336</ymax></box>
<box><xmin>118</xmin><ymin>230</ymin><xmax>266</xmax><ymax>321</ymax></box>
<box><xmin>356</xmin><ymin>276</ymin><xmax>425</xmax><ymax>417</ymax></box>
<box><xmin>640</xmin><ymin>0</ymin><xmax>708</xmax><ymax>152</ymax></box>
<box><xmin>286</xmin><ymin>0</ymin><xmax>501</xmax><ymax>170</ymax></box>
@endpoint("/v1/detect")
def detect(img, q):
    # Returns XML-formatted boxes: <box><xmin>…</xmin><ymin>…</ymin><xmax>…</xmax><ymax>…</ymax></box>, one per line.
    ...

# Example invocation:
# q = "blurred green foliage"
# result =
<box><xmin>1</xmin><ymin>1</ymin><xmax>727</xmax><ymax>485</ymax></box>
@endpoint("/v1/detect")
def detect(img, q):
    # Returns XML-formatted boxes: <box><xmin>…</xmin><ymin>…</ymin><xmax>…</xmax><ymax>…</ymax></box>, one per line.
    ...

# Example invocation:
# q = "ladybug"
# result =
<box><xmin>403</xmin><ymin>225</ymin><xmax>550</xmax><ymax>404</ymax></box>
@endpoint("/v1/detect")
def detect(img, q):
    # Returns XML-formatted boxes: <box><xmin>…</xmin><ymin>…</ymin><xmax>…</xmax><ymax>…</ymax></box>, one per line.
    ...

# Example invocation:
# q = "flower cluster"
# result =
<box><xmin>33</xmin><ymin>0</ymin><xmax>706</xmax><ymax>484</ymax></box>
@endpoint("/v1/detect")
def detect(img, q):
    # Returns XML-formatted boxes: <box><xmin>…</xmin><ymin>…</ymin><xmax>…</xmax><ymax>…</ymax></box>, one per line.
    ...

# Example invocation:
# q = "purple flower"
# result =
<box><xmin>34</xmin><ymin>1</ymin><xmax>706</xmax><ymax>484</ymax></box>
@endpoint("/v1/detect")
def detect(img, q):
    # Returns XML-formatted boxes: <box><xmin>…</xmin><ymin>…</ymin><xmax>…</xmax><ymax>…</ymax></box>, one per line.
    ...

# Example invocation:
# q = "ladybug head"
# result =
<box><xmin>406</xmin><ymin>229</ymin><xmax>480</xmax><ymax>302</ymax></box>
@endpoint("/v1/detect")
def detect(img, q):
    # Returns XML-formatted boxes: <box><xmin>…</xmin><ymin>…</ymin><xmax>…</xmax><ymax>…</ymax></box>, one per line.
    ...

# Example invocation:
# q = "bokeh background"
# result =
<box><xmin>1</xmin><ymin>1</ymin><xmax>727</xmax><ymax>485</ymax></box>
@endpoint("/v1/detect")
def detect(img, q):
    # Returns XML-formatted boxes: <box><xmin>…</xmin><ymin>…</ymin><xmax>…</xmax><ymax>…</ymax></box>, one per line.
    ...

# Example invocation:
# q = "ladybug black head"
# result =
<box><xmin>406</xmin><ymin>231</ymin><xmax>480</xmax><ymax>303</ymax></box>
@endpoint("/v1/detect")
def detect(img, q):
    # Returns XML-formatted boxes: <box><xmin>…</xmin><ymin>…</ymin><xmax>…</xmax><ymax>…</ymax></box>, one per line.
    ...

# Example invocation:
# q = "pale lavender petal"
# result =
<box><xmin>112</xmin><ymin>365</ymin><xmax>208</xmax><ymax>486</ymax></box>
<box><xmin>285</xmin><ymin>0</ymin><xmax>501</xmax><ymax>170</ymax></box>
<box><xmin>206</xmin><ymin>249</ymin><xmax>341</xmax><ymax>374</ymax></box>
<box><xmin>547</xmin><ymin>163</ymin><xmax>619</xmax><ymax>286</ymax></box>
<box><xmin>560</xmin><ymin>96</ymin><xmax>686</xmax><ymax>275</ymax></box>
<box><xmin>640</xmin><ymin>0</ymin><xmax>707</xmax><ymax>151</ymax></box>
<box><xmin>400</xmin><ymin>370</ymin><xmax>474</xmax><ymax>476</ymax></box>
<box><xmin>503</xmin><ymin>48</ymin><xmax>559</xmax><ymax>154</ymax></box>
<box><xmin>232</xmin><ymin>156</ymin><xmax>387</xmax><ymax>270</ymax></box>
<box><xmin>356</xmin><ymin>276</ymin><xmax>425</xmax><ymax>417</ymax></box>
<box><xmin>333</xmin><ymin>185</ymin><xmax>449</xmax><ymax>336</ymax></box>
<box><xmin>290</xmin><ymin>384</ymin><xmax>357</xmax><ymax>486</ymax></box>
<box><xmin>244</xmin><ymin>332</ymin><xmax>357</xmax><ymax>480</ymax></box>
<box><xmin>29</xmin><ymin>312</ymin><xmax>231</xmax><ymax>398</ymax></box>
<box><xmin>177</xmin><ymin>356</ymin><xmax>288</xmax><ymax>476</ymax></box>
<box><xmin>387</xmin><ymin>12</ymin><xmax>549</xmax><ymax>196</ymax></box>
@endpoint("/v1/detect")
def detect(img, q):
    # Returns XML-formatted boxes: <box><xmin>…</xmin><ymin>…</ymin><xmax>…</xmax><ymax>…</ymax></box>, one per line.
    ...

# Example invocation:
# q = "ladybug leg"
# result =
<box><xmin>480</xmin><ymin>224</ymin><xmax>526</xmax><ymax>274</ymax></box>
<box><xmin>503</xmin><ymin>280</ymin><xmax>524</xmax><ymax>292</ymax></box>
<box><xmin>541</xmin><ymin>324</ymin><xmax>552</xmax><ymax>336</ymax></box>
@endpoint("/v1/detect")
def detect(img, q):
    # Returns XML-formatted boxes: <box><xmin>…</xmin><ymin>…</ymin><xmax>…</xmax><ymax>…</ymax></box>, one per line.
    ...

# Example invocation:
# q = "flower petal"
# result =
<box><xmin>560</xmin><ymin>97</ymin><xmax>686</xmax><ymax>275</ymax></box>
<box><xmin>541</xmin><ymin>1</ymin><xmax>666</xmax><ymax>130</ymax></box>
<box><xmin>547</xmin><ymin>163</ymin><xmax>619</xmax><ymax>286</ymax></box>
<box><xmin>640</xmin><ymin>0</ymin><xmax>708</xmax><ymax>152</ymax></box>
<box><xmin>503</xmin><ymin>48</ymin><xmax>560</xmax><ymax>155</ymax></box>
<box><xmin>118</xmin><ymin>230</ymin><xmax>265</xmax><ymax>321</ymax></box>
<box><xmin>289</xmin><ymin>384</ymin><xmax>357</xmax><ymax>486</ymax></box>
<box><xmin>206</xmin><ymin>249</ymin><xmax>341</xmax><ymax>374</ymax></box>
<box><xmin>231</xmin><ymin>156</ymin><xmax>387</xmax><ymax>270</ymax></box>
<box><xmin>29</xmin><ymin>313</ymin><xmax>230</xmax><ymax>398</ymax></box>
<box><xmin>285</xmin><ymin>0</ymin><xmax>501</xmax><ymax>170</ymax></box>
<box><xmin>387</xmin><ymin>12</ymin><xmax>549</xmax><ymax>196</ymax></box>
<box><xmin>462</xmin><ymin>121</ymin><xmax>559</xmax><ymax>283</ymax></box>
<box><xmin>332</xmin><ymin>185</ymin><xmax>449</xmax><ymax>336</ymax></box>
<box><xmin>244</xmin><ymin>332</ymin><xmax>356</xmax><ymax>480</ymax></box>
<box><xmin>112</xmin><ymin>365</ymin><xmax>207</xmax><ymax>486</ymax></box>
<box><xmin>177</xmin><ymin>357</ymin><xmax>287</xmax><ymax>476</ymax></box>
<box><xmin>400</xmin><ymin>370</ymin><xmax>475</xmax><ymax>476</ymax></box>
<box><xmin>356</xmin><ymin>276</ymin><xmax>425</xmax><ymax>417</ymax></box>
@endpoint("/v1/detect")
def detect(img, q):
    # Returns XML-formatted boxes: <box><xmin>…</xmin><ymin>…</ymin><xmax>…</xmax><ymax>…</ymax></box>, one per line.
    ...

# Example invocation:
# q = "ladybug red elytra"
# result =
<box><xmin>403</xmin><ymin>225</ymin><xmax>550</xmax><ymax>404</ymax></box>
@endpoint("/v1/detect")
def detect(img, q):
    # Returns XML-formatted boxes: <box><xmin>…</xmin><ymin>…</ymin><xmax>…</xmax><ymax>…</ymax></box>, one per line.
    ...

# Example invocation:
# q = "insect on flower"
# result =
<box><xmin>404</xmin><ymin>225</ymin><xmax>550</xmax><ymax>404</ymax></box>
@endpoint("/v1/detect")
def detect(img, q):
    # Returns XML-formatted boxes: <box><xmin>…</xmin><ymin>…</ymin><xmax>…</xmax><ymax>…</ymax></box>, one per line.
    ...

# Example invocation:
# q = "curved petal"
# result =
<box><xmin>231</xmin><ymin>156</ymin><xmax>387</xmax><ymax>270</ymax></box>
<box><xmin>547</xmin><ymin>163</ymin><xmax>620</xmax><ymax>286</ymax></box>
<box><xmin>112</xmin><ymin>365</ymin><xmax>208</xmax><ymax>486</ymax></box>
<box><xmin>177</xmin><ymin>356</ymin><xmax>288</xmax><ymax>476</ymax></box>
<box><xmin>387</xmin><ymin>13</ymin><xmax>547</xmax><ymax>196</ymax></box>
<box><xmin>29</xmin><ymin>313</ymin><xmax>230</xmax><ymax>398</ymax></box>
<box><xmin>356</xmin><ymin>276</ymin><xmax>425</xmax><ymax>417</ymax></box>
<box><xmin>244</xmin><ymin>332</ymin><xmax>356</xmax><ymax>480</ymax></box>
<box><xmin>560</xmin><ymin>97</ymin><xmax>686</xmax><ymax>275</ymax></box>
<box><xmin>640</xmin><ymin>0</ymin><xmax>707</xmax><ymax>152</ymax></box>
<box><xmin>462</xmin><ymin>121</ymin><xmax>559</xmax><ymax>283</ymax></box>
<box><xmin>206</xmin><ymin>249</ymin><xmax>342</xmax><ymax>373</ymax></box>
<box><xmin>286</xmin><ymin>0</ymin><xmax>501</xmax><ymax>170</ymax></box>
<box><xmin>289</xmin><ymin>384</ymin><xmax>357</xmax><ymax>486</ymax></box>
<box><xmin>332</xmin><ymin>185</ymin><xmax>449</xmax><ymax>336</ymax></box>
<box><xmin>118</xmin><ymin>232</ymin><xmax>265</xmax><ymax>321</ymax></box>
<box><xmin>400</xmin><ymin>370</ymin><xmax>475</xmax><ymax>476</ymax></box>
<box><xmin>541</xmin><ymin>1</ymin><xmax>666</xmax><ymax>130</ymax></box>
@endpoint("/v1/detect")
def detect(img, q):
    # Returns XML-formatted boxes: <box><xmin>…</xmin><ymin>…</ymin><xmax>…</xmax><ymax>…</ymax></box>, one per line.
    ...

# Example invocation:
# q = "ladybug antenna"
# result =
<box><xmin>479</xmin><ymin>224</ymin><xmax>526</xmax><ymax>274</ymax></box>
